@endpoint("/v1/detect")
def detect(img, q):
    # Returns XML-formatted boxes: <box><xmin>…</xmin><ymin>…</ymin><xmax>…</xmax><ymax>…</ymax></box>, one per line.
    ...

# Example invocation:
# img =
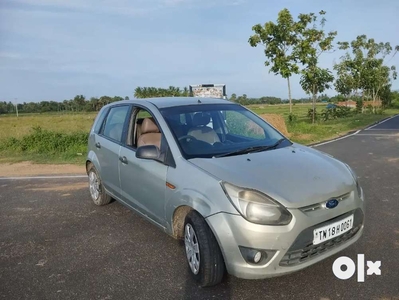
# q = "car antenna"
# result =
<box><xmin>197</xmin><ymin>99</ymin><xmax>202</xmax><ymax>103</ymax></box>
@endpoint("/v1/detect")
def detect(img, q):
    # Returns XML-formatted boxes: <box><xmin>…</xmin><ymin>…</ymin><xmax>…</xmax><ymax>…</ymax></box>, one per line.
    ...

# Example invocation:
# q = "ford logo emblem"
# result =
<box><xmin>325</xmin><ymin>199</ymin><xmax>339</xmax><ymax>209</ymax></box>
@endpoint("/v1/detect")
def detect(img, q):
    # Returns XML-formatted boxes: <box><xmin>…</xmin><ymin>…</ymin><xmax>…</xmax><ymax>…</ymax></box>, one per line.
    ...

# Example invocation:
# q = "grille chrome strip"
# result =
<box><xmin>300</xmin><ymin>192</ymin><xmax>351</xmax><ymax>213</ymax></box>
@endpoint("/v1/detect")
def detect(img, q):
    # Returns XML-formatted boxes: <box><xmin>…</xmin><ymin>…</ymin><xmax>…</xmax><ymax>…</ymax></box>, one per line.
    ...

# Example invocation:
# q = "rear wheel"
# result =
<box><xmin>184</xmin><ymin>211</ymin><xmax>225</xmax><ymax>287</ymax></box>
<box><xmin>87</xmin><ymin>164</ymin><xmax>111</xmax><ymax>206</ymax></box>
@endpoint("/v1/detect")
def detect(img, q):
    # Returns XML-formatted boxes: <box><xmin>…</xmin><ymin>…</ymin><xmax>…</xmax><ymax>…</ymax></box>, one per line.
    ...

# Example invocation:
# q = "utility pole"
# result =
<box><xmin>14</xmin><ymin>98</ymin><xmax>19</xmax><ymax>117</ymax></box>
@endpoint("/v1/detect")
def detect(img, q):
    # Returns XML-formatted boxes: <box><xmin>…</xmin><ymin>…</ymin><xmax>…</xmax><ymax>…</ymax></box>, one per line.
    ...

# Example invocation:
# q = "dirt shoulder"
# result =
<box><xmin>0</xmin><ymin>161</ymin><xmax>86</xmax><ymax>177</ymax></box>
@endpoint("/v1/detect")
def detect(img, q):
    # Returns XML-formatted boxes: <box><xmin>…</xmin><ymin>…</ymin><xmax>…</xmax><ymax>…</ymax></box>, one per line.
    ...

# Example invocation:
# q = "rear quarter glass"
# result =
<box><xmin>93</xmin><ymin>107</ymin><xmax>109</xmax><ymax>133</ymax></box>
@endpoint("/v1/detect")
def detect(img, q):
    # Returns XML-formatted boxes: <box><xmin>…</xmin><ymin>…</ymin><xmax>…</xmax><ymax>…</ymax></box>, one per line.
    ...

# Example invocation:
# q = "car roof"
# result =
<box><xmin>110</xmin><ymin>97</ymin><xmax>235</xmax><ymax>109</ymax></box>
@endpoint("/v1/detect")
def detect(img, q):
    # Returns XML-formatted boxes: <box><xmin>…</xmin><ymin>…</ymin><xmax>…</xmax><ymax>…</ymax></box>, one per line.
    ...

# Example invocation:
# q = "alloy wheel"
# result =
<box><xmin>184</xmin><ymin>223</ymin><xmax>201</xmax><ymax>275</ymax></box>
<box><xmin>88</xmin><ymin>171</ymin><xmax>100</xmax><ymax>201</ymax></box>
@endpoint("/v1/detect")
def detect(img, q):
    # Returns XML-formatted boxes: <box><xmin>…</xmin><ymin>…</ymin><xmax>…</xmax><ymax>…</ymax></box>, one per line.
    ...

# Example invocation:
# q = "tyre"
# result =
<box><xmin>184</xmin><ymin>210</ymin><xmax>225</xmax><ymax>287</ymax></box>
<box><xmin>87</xmin><ymin>164</ymin><xmax>112</xmax><ymax>206</ymax></box>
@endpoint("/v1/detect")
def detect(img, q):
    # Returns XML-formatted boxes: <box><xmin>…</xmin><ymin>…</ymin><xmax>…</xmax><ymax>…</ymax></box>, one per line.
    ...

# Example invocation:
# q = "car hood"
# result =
<box><xmin>189</xmin><ymin>144</ymin><xmax>355</xmax><ymax>209</ymax></box>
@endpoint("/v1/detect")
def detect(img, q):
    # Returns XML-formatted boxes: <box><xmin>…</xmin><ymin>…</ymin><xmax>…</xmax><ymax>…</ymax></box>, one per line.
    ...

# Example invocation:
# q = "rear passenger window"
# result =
<box><xmin>102</xmin><ymin>106</ymin><xmax>130</xmax><ymax>142</ymax></box>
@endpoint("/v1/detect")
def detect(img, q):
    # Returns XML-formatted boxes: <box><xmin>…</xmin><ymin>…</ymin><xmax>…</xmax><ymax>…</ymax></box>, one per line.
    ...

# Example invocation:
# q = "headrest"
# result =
<box><xmin>192</xmin><ymin>113</ymin><xmax>211</xmax><ymax>127</ymax></box>
<box><xmin>141</xmin><ymin>118</ymin><xmax>160</xmax><ymax>134</ymax></box>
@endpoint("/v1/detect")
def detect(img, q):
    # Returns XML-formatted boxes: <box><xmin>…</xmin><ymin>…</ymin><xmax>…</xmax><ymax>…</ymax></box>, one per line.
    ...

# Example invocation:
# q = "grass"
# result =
<box><xmin>286</xmin><ymin>114</ymin><xmax>393</xmax><ymax>144</ymax></box>
<box><xmin>0</xmin><ymin>112</ymin><xmax>97</xmax><ymax>140</ymax></box>
<box><xmin>0</xmin><ymin>103</ymin><xmax>398</xmax><ymax>165</ymax></box>
<box><xmin>247</xmin><ymin>102</ymin><xmax>325</xmax><ymax>121</ymax></box>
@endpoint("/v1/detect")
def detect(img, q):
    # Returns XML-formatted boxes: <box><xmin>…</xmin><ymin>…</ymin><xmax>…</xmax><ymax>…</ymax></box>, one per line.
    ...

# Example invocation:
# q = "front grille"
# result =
<box><xmin>300</xmin><ymin>192</ymin><xmax>351</xmax><ymax>213</ymax></box>
<box><xmin>279</xmin><ymin>209</ymin><xmax>364</xmax><ymax>267</ymax></box>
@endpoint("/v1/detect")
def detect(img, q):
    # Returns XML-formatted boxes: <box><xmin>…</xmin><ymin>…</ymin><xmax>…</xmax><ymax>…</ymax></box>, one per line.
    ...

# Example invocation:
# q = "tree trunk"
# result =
<box><xmin>287</xmin><ymin>77</ymin><xmax>292</xmax><ymax>114</ymax></box>
<box><xmin>312</xmin><ymin>86</ymin><xmax>317</xmax><ymax>124</ymax></box>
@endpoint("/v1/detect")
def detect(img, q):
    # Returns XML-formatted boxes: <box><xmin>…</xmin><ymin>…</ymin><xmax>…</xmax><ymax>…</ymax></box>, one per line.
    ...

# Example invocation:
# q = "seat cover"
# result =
<box><xmin>137</xmin><ymin>118</ymin><xmax>162</xmax><ymax>149</ymax></box>
<box><xmin>187</xmin><ymin>113</ymin><xmax>220</xmax><ymax>144</ymax></box>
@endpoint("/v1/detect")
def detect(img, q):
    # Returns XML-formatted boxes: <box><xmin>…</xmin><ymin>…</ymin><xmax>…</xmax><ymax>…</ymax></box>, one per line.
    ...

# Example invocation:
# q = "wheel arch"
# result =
<box><xmin>86</xmin><ymin>150</ymin><xmax>101</xmax><ymax>175</ymax></box>
<box><xmin>167</xmin><ymin>189</ymin><xmax>214</xmax><ymax>239</ymax></box>
<box><xmin>172</xmin><ymin>205</ymin><xmax>193</xmax><ymax>239</ymax></box>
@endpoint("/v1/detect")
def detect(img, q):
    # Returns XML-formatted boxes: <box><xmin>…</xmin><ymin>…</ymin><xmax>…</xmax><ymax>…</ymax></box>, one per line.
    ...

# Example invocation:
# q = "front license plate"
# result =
<box><xmin>313</xmin><ymin>214</ymin><xmax>354</xmax><ymax>245</ymax></box>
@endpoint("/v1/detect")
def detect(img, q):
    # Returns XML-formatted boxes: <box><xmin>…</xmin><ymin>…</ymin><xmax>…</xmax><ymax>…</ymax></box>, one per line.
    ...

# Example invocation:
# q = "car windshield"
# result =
<box><xmin>160</xmin><ymin>103</ymin><xmax>292</xmax><ymax>159</ymax></box>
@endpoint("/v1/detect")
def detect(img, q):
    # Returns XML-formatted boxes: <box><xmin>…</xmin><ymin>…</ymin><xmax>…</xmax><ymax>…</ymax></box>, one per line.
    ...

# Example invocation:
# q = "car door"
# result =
<box><xmin>95</xmin><ymin>104</ymin><xmax>131</xmax><ymax>198</ymax></box>
<box><xmin>118</xmin><ymin>107</ymin><xmax>169</xmax><ymax>227</ymax></box>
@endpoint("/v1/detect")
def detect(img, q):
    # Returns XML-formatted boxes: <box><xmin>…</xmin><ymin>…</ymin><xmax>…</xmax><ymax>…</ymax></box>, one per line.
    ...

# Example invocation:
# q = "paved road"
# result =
<box><xmin>1</xmin><ymin>116</ymin><xmax>399</xmax><ymax>300</ymax></box>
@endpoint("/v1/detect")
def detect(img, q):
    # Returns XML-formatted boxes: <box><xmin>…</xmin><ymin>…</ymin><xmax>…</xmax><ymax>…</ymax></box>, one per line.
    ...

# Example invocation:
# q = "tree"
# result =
<box><xmin>380</xmin><ymin>84</ymin><xmax>393</xmax><ymax>108</ymax></box>
<box><xmin>72</xmin><ymin>95</ymin><xmax>86</xmax><ymax>111</ymax></box>
<box><xmin>230</xmin><ymin>93</ymin><xmax>237</xmax><ymax>102</ymax></box>
<box><xmin>134</xmin><ymin>87</ymin><xmax>143</xmax><ymax>98</ymax></box>
<box><xmin>134</xmin><ymin>86</ymin><xmax>191</xmax><ymax>98</ymax></box>
<box><xmin>182</xmin><ymin>87</ymin><xmax>189</xmax><ymax>97</ymax></box>
<box><xmin>334</xmin><ymin>53</ymin><xmax>356</xmax><ymax>101</ymax></box>
<box><xmin>248</xmin><ymin>8</ymin><xmax>300</xmax><ymax>114</ymax></box>
<box><xmin>391</xmin><ymin>90</ymin><xmax>399</xmax><ymax>108</ymax></box>
<box><xmin>295</xmin><ymin>10</ymin><xmax>337</xmax><ymax>123</ymax></box>
<box><xmin>124</xmin><ymin>96</ymin><xmax>130</xmax><ymax>100</ymax></box>
<box><xmin>363</xmin><ymin>61</ymin><xmax>396</xmax><ymax>111</ymax></box>
<box><xmin>300</xmin><ymin>67</ymin><xmax>334</xmax><ymax>119</ymax></box>
<box><xmin>335</xmin><ymin>35</ymin><xmax>398</xmax><ymax>112</ymax></box>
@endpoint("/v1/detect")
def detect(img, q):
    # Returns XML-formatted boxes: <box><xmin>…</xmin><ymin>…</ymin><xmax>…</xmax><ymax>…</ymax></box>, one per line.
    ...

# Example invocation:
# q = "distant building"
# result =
<box><xmin>337</xmin><ymin>100</ymin><xmax>357</xmax><ymax>108</ymax></box>
<box><xmin>189</xmin><ymin>84</ymin><xmax>227</xmax><ymax>99</ymax></box>
<box><xmin>336</xmin><ymin>99</ymin><xmax>382</xmax><ymax>108</ymax></box>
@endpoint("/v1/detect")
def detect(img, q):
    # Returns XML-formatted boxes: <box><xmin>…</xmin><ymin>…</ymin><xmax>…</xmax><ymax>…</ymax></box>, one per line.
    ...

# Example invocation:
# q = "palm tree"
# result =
<box><xmin>90</xmin><ymin>97</ymin><xmax>99</xmax><ymax>111</ymax></box>
<box><xmin>183</xmin><ymin>87</ymin><xmax>189</xmax><ymax>96</ymax></box>
<box><xmin>134</xmin><ymin>87</ymin><xmax>143</xmax><ymax>98</ymax></box>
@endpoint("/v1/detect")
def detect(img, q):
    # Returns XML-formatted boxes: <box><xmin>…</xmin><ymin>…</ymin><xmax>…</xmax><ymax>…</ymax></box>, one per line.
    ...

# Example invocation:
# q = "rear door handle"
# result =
<box><xmin>95</xmin><ymin>142</ymin><xmax>101</xmax><ymax>149</ymax></box>
<box><xmin>119</xmin><ymin>156</ymin><xmax>128</xmax><ymax>164</ymax></box>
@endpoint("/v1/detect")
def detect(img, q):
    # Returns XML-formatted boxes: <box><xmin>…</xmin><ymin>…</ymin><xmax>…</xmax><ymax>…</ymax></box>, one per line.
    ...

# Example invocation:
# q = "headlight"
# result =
<box><xmin>344</xmin><ymin>164</ymin><xmax>363</xmax><ymax>199</ymax></box>
<box><xmin>221</xmin><ymin>182</ymin><xmax>292</xmax><ymax>225</ymax></box>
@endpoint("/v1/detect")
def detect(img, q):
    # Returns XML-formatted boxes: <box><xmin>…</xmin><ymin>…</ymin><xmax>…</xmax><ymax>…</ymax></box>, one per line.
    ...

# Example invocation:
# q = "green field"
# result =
<box><xmin>0</xmin><ymin>103</ymin><xmax>397</xmax><ymax>164</ymax></box>
<box><xmin>247</xmin><ymin>103</ymin><xmax>399</xmax><ymax>144</ymax></box>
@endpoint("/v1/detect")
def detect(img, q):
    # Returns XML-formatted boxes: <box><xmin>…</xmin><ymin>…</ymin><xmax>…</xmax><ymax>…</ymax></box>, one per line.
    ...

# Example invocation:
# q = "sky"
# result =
<box><xmin>0</xmin><ymin>0</ymin><xmax>398</xmax><ymax>103</ymax></box>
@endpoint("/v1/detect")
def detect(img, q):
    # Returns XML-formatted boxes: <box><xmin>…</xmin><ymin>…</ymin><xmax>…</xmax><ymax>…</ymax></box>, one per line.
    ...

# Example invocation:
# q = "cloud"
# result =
<box><xmin>0</xmin><ymin>52</ymin><xmax>23</xmax><ymax>59</ymax></box>
<box><xmin>8</xmin><ymin>0</ymin><xmax>160</xmax><ymax>16</ymax></box>
<box><xmin>8</xmin><ymin>0</ymin><xmax>246</xmax><ymax>16</ymax></box>
<box><xmin>162</xmin><ymin>0</ymin><xmax>187</xmax><ymax>6</ymax></box>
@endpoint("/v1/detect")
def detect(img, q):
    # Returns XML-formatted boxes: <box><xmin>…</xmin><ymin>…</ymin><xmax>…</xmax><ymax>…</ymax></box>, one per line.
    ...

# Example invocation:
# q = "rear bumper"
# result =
<box><xmin>206</xmin><ymin>202</ymin><xmax>365</xmax><ymax>280</ymax></box>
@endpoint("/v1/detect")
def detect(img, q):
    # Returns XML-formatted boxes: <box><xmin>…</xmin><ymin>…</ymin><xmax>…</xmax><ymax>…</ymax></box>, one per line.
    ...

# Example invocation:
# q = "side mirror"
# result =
<box><xmin>136</xmin><ymin>145</ymin><xmax>161</xmax><ymax>161</ymax></box>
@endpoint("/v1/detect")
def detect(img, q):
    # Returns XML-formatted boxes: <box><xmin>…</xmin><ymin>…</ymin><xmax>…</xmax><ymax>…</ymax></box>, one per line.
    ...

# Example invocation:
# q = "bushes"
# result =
<box><xmin>288</xmin><ymin>113</ymin><xmax>297</xmax><ymax>123</ymax></box>
<box><xmin>363</xmin><ymin>104</ymin><xmax>385</xmax><ymax>115</ymax></box>
<box><xmin>0</xmin><ymin>126</ymin><xmax>88</xmax><ymax>155</ymax></box>
<box><xmin>320</xmin><ymin>106</ymin><xmax>353</xmax><ymax>121</ymax></box>
<box><xmin>356</xmin><ymin>100</ymin><xmax>363</xmax><ymax>113</ymax></box>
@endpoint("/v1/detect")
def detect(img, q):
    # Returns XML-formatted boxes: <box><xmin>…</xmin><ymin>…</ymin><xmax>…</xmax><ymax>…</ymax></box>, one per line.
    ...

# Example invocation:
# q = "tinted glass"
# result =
<box><xmin>160</xmin><ymin>104</ymin><xmax>290</xmax><ymax>159</ymax></box>
<box><xmin>93</xmin><ymin>107</ymin><xmax>109</xmax><ymax>133</ymax></box>
<box><xmin>102</xmin><ymin>105</ymin><xmax>130</xmax><ymax>142</ymax></box>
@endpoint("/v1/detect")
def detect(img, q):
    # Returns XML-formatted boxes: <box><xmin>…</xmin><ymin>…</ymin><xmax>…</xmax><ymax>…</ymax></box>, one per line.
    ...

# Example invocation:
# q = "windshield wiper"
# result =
<box><xmin>264</xmin><ymin>138</ymin><xmax>286</xmax><ymax>150</ymax></box>
<box><xmin>214</xmin><ymin>138</ymin><xmax>287</xmax><ymax>158</ymax></box>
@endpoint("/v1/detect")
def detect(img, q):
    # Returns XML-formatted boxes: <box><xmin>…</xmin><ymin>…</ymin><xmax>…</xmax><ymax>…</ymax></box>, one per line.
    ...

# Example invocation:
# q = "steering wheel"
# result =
<box><xmin>178</xmin><ymin>135</ymin><xmax>198</xmax><ymax>142</ymax></box>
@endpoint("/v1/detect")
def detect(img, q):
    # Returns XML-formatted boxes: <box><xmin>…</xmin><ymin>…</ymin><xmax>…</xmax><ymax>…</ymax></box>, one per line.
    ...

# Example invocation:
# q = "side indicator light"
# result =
<box><xmin>166</xmin><ymin>182</ymin><xmax>176</xmax><ymax>190</ymax></box>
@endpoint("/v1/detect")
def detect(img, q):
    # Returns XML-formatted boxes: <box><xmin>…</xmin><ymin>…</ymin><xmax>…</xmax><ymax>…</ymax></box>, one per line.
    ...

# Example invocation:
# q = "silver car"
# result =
<box><xmin>86</xmin><ymin>97</ymin><xmax>365</xmax><ymax>287</ymax></box>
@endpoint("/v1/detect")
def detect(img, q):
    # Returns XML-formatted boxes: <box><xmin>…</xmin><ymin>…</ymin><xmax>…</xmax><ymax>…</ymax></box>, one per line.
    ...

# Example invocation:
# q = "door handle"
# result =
<box><xmin>119</xmin><ymin>156</ymin><xmax>128</xmax><ymax>164</ymax></box>
<box><xmin>95</xmin><ymin>142</ymin><xmax>101</xmax><ymax>149</ymax></box>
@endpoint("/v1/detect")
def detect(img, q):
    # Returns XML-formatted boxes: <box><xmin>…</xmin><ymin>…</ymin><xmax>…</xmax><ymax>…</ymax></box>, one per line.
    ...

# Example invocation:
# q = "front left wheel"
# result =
<box><xmin>184</xmin><ymin>210</ymin><xmax>226</xmax><ymax>287</ymax></box>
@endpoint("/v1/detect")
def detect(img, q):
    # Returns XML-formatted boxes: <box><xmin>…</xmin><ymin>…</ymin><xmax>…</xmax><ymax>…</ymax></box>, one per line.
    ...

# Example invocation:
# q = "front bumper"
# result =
<box><xmin>206</xmin><ymin>195</ymin><xmax>365</xmax><ymax>280</ymax></box>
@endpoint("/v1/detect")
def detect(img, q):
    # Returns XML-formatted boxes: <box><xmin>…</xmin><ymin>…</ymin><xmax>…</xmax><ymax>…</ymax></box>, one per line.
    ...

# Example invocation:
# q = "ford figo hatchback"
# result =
<box><xmin>86</xmin><ymin>97</ymin><xmax>365</xmax><ymax>287</ymax></box>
